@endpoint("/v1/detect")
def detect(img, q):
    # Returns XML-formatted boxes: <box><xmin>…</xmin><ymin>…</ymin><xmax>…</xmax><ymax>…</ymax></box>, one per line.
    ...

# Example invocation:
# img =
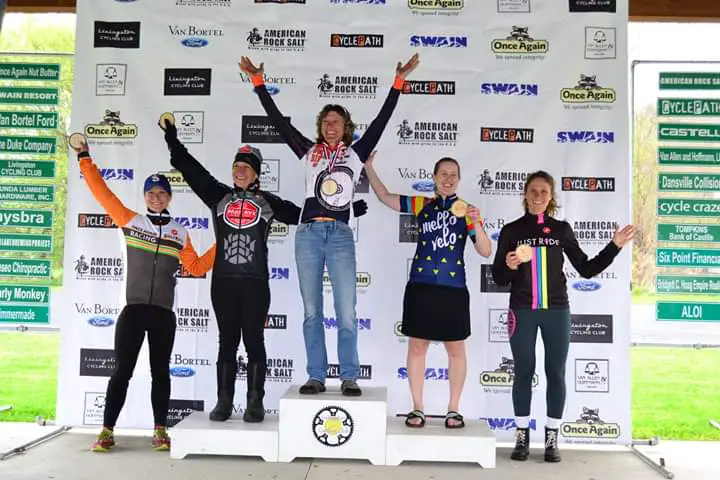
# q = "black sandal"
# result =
<box><xmin>405</xmin><ymin>410</ymin><xmax>426</xmax><ymax>428</ymax></box>
<box><xmin>299</xmin><ymin>379</ymin><xmax>326</xmax><ymax>394</ymax></box>
<box><xmin>445</xmin><ymin>411</ymin><xmax>465</xmax><ymax>429</ymax></box>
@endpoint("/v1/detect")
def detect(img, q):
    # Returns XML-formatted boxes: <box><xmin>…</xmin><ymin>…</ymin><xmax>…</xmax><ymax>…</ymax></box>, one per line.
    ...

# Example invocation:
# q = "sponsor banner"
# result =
<box><xmin>659</xmin><ymin>72</ymin><xmax>720</xmax><ymax>90</ymax></box>
<box><xmin>0</xmin><ymin>160</ymin><xmax>55</xmax><ymax>179</ymax></box>
<box><xmin>0</xmin><ymin>63</ymin><xmax>60</xmax><ymax>81</ymax></box>
<box><xmin>0</xmin><ymin>184</ymin><xmax>54</xmax><ymax>203</ymax></box>
<box><xmin>58</xmin><ymin>0</ymin><xmax>631</xmax><ymax>444</ymax></box>
<box><xmin>656</xmin><ymin>275</ymin><xmax>720</xmax><ymax>295</ymax></box>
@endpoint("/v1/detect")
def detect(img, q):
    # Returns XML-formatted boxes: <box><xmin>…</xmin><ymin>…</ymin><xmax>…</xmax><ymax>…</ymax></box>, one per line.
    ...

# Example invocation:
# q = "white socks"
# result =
<box><xmin>515</xmin><ymin>416</ymin><xmax>530</xmax><ymax>429</ymax></box>
<box><xmin>546</xmin><ymin>416</ymin><xmax>562</xmax><ymax>429</ymax></box>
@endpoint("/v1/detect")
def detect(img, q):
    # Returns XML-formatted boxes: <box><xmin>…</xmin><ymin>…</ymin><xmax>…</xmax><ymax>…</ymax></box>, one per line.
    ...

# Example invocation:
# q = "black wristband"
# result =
<box><xmin>77</xmin><ymin>151</ymin><xmax>90</xmax><ymax>159</ymax></box>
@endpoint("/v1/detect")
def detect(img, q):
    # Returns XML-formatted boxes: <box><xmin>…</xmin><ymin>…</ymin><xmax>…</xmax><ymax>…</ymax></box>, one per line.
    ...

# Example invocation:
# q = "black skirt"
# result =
<box><xmin>401</xmin><ymin>281</ymin><xmax>471</xmax><ymax>342</ymax></box>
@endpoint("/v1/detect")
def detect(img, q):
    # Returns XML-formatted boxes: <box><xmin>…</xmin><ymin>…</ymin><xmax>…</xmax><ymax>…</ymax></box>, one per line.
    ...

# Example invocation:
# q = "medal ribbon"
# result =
<box><xmin>322</xmin><ymin>142</ymin><xmax>346</xmax><ymax>173</ymax></box>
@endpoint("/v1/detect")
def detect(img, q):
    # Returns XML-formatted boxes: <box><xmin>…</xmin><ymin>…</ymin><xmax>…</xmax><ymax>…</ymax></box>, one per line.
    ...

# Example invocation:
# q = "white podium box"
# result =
<box><xmin>278</xmin><ymin>385</ymin><xmax>387</xmax><ymax>465</ymax></box>
<box><xmin>385</xmin><ymin>417</ymin><xmax>496</xmax><ymax>468</ymax></box>
<box><xmin>170</xmin><ymin>411</ymin><xmax>279</xmax><ymax>461</ymax></box>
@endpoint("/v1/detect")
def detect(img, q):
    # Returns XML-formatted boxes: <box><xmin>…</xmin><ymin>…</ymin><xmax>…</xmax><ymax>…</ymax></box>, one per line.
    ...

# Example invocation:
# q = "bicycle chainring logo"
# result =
<box><xmin>312</xmin><ymin>406</ymin><xmax>354</xmax><ymax>447</ymax></box>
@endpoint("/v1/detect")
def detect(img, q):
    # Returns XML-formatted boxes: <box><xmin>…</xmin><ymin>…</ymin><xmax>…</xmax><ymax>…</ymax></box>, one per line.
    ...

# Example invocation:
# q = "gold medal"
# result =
<box><xmin>159</xmin><ymin>112</ymin><xmax>175</xmax><ymax>129</ymax></box>
<box><xmin>451</xmin><ymin>199</ymin><xmax>467</xmax><ymax>217</ymax></box>
<box><xmin>515</xmin><ymin>244</ymin><xmax>532</xmax><ymax>263</ymax></box>
<box><xmin>69</xmin><ymin>132</ymin><xmax>86</xmax><ymax>150</ymax></box>
<box><xmin>321</xmin><ymin>179</ymin><xmax>338</xmax><ymax>195</ymax></box>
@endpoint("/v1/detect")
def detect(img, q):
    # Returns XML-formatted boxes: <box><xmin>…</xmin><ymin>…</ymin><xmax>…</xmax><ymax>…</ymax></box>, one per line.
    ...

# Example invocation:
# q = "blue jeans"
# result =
<box><xmin>295</xmin><ymin>221</ymin><xmax>359</xmax><ymax>382</ymax></box>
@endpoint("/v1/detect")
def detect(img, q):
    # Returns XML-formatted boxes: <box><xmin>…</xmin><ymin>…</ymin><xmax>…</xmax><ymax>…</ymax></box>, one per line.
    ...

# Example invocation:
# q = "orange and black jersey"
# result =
<box><xmin>78</xmin><ymin>153</ymin><xmax>215</xmax><ymax>311</ymax></box>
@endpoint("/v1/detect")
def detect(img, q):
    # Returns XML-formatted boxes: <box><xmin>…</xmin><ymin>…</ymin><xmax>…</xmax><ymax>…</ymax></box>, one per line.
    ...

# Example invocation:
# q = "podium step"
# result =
<box><xmin>385</xmin><ymin>417</ymin><xmax>496</xmax><ymax>468</ymax></box>
<box><xmin>170</xmin><ymin>411</ymin><xmax>279</xmax><ymax>461</ymax></box>
<box><xmin>278</xmin><ymin>385</ymin><xmax>388</xmax><ymax>465</ymax></box>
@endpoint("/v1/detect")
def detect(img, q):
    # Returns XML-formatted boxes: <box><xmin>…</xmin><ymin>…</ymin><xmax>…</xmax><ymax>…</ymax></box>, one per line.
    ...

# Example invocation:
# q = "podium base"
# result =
<box><xmin>385</xmin><ymin>417</ymin><xmax>496</xmax><ymax>468</ymax></box>
<box><xmin>170</xmin><ymin>412</ymin><xmax>279</xmax><ymax>461</ymax></box>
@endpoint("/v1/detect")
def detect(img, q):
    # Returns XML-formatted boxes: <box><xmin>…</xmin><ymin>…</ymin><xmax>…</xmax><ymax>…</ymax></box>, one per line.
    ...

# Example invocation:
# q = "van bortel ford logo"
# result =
<box><xmin>88</xmin><ymin>316</ymin><xmax>115</xmax><ymax>327</ymax></box>
<box><xmin>170</xmin><ymin>366</ymin><xmax>196</xmax><ymax>377</ymax></box>
<box><xmin>412</xmin><ymin>180</ymin><xmax>434</xmax><ymax>192</ymax></box>
<box><xmin>573</xmin><ymin>280</ymin><xmax>601</xmax><ymax>292</ymax></box>
<box><xmin>265</xmin><ymin>85</ymin><xmax>280</xmax><ymax>95</ymax></box>
<box><xmin>181</xmin><ymin>37</ymin><xmax>209</xmax><ymax>47</ymax></box>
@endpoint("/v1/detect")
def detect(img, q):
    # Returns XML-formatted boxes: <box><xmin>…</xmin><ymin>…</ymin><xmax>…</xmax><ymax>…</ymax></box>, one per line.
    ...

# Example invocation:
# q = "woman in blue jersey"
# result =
<box><xmin>492</xmin><ymin>170</ymin><xmax>635</xmax><ymax>462</ymax></box>
<box><xmin>364</xmin><ymin>151</ymin><xmax>491</xmax><ymax>429</ymax></box>
<box><xmin>239</xmin><ymin>53</ymin><xmax>419</xmax><ymax>397</ymax></box>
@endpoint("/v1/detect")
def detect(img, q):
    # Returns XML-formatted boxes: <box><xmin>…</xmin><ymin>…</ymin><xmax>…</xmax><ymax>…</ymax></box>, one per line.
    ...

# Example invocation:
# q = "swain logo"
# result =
<box><xmin>324</xmin><ymin>317</ymin><xmax>371</xmax><ymax>330</ymax></box>
<box><xmin>173</xmin><ymin>216</ymin><xmax>209</xmax><ymax>229</ymax></box>
<box><xmin>83</xmin><ymin>110</ymin><xmax>137</xmax><ymax>146</ymax></box>
<box><xmin>397</xmin><ymin>119</ymin><xmax>458</xmax><ymax>146</ymax></box>
<box><xmin>481</xmin><ymin>82</ymin><xmax>538</xmax><ymax>96</ymax></box>
<box><xmin>271</xmin><ymin>267</ymin><xmax>290</xmax><ymax>280</ymax></box>
<box><xmin>561</xmin><ymin>75</ymin><xmax>616</xmax><ymax>109</ymax></box>
<box><xmin>408</xmin><ymin>0</ymin><xmax>464</xmax><ymax>16</ymax></box>
<box><xmin>491</xmin><ymin>27</ymin><xmax>548</xmax><ymax>59</ymax></box>
<box><xmin>481</xmin><ymin>417</ymin><xmax>537</xmax><ymax>431</ymax></box>
<box><xmin>247</xmin><ymin>27</ymin><xmax>307</xmax><ymax>52</ymax></box>
<box><xmin>80</xmin><ymin>168</ymin><xmax>134</xmax><ymax>182</ymax></box>
<box><xmin>331</xmin><ymin>33</ymin><xmax>383</xmax><ymax>48</ymax></box>
<box><xmin>398</xmin><ymin>367</ymin><xmax>448</xmax><ymax>380</ymax></box>
<box><xmin>410</xmin><ymin>35</ymin><xmax>467</xmax><ymax>48</ymax></box>
<box><xmin>561</xmin><ymin>407</ymin><xmax>620</xmax><ymax>442</ymax></box>
<box><xmin>318</xmin><ymin>73</ymin><xmax>378</xmax><ymax>99</ymax></box>
<box><xmin>557</xmin><ymin>131</ymin><xmax>614</xmax><ymax>143</ymax></box>
<box><xmin>403</xmin><ymin>80</ymin><xmax>455</xmax><ymax>95</ymax></box>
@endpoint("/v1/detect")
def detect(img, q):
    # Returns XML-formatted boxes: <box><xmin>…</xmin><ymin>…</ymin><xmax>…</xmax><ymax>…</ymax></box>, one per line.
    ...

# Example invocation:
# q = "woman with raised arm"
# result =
<box><xmin>159</xmin><ymin>120</ymin><xmax>310</xmax><ymax>424</ymax></box>
<box><xmin>364</xmin><ymin>151</ymin><xmax>491</xmax><ymax>429</ymax></box>
<box><xmin>238</xmin><ymin>53</ymin><xmax>419</xmax><ymax>397</ymax></box>
<box><xmin>73</xmin><ymin>140</ymin><xmax>215</xmax><ymax>453</ymax></box>
<box><xmin>491</xmin><ymin>170</ymin><xmax>635</xmax><ymax>463</ymax></box>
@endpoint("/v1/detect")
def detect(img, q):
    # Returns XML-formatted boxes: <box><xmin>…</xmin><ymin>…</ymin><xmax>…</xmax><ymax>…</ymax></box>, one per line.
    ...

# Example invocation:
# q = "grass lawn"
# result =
<box><xmin>1</xmin><ymin>332</ymin><xmax>720</xmax><ymax>440</ymax></box>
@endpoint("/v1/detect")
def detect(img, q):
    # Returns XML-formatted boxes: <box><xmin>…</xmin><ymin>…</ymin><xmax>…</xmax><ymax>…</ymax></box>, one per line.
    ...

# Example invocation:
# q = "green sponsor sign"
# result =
<box><xmin>0</xmin><ymin>258</ymin><xmax>51</xmax><ymax>278</ymax></box>
<box><xmin>0</xmin><ymin>305</ymin><xmax>49</xmax><ymax>324</ymax></box>
<box><xmin>0</xmin><ymin>63</ymin><xmax>60</xmax><ymax>81</ymax></box>
<box><xmin>0</xmin><ymin>233</ymin><xmax>52</xmax><ymax>252</ymax></box>
<box><xmin>657</xmin><ymin>98</ymin><xmax>720</xmax><ymax>116</ymax></box>
<box><xmin>0</xmin><ymin>184</ymin><xmax>54</xmax><ymax>203</ymax></box>
<box><xmin>0</xmin><ymin>112</ymin><xmax>58</xmax><ymax>129</ymax></box>
<box><xmin>0</xmin><ymin>208</ymin><xmax>52</xmax><ymax>227</ymax></box>
<box><xmin>656</xmin><ymin>302</ymin><xmax>720</xmax><ymax>322</ymax></box>
<box><xmin>0</xmin><ymin>87</ymin><xmax>59</xmax><ymax>105</ymax></box>
<box><xmin>656</xmin><ymin>248</ymin><xmax>720</xmax><ymax>268</ymax></box>
<box><xmin>0</xmin><ymin>136</ymin><xmax>56</xmax><ymax>154</ymax></box>
<box><xmin>657</xmin><ymin>198</ymin><xmax>720</xmax><ymax>217</ymax></box>
<box><xmin>0</xmin><ymin>284</ymin><xmax>49</xmax><ymax>304</ymax></box>
<box><xmin>657</xmin><ymin>224</ymin><xmax>720</xmax><ymax>244</ymax></box>
<box><xmin>657</xmin><ymin>173</ymin><xmax>720</xmax><ymax>192</ymax></box>
<box><xmin>0</xmin><ymin>159</ymin><xmax>56</xmax><ymax>179</ymax></box>
<box><xmin>656</xmin><ymin>275</ymin><xmax>720</xmax><ymax>295</ymax></box>
<box><xmin>657</xmin><ymin>147</ymin><xmax>720</xmax><ymax>165</ymax></box>
<box><xmin>659</xmin><ymin>72</ymin><xmax>720</xmax><ymax>90</ymax></box>
<box><xmin>658</xmin><ymin>123</ymin><xmax>720</xmax><ymax>142</ymax></box>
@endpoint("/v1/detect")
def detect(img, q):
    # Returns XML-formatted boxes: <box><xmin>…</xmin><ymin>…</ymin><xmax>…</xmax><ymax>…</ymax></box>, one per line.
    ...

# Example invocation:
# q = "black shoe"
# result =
<box><xmin>510</xmin><ymin>427</ymin><xmax>530</xmax><ymax>461</ymax></box>
<box><xmin>544</xmin><ymin>427</ymin><xmax>561</xmax><ymax>463</ymax></box>
<box><xmin>209</xmin><ymin>361</ymin><xmax>237</xmax><ymax>422</ymax></box>
<box><xmin>341</xmin><ymin>379</ymin><xmax>362</xmax><ymax>397</ymax></box>
<box><xmin>243</xmin><ymin>361</ymin><xmax>266</xmax><ymax>423</ymax></box>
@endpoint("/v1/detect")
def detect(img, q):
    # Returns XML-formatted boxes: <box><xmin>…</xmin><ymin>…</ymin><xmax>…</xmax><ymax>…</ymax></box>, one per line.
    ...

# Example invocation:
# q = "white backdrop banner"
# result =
<box><xmin>56</xmin><ymin>0</ymin><xmax>631</xmax><ymax>446</ymax></box>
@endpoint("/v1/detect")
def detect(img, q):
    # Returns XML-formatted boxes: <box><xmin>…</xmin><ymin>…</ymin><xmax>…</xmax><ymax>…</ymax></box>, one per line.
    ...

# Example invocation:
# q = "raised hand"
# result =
<box><xmin>612</xmin><ymin>224</ymin><xmax>636</xmax><ymax>248</ymax></box>
<box><xmin>396</xmin><ymin>53</ymin><xmax>420</xmax><ymax>79</ymax></box>
<box><xmin>239</xmin><ymin>56</ymin><xmax>264</xmax><ymax>76</ymax></box>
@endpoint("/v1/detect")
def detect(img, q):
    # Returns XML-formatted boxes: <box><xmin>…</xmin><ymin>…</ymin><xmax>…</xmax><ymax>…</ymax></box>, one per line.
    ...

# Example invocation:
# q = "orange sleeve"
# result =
<box><xmin>79</xmin><ymin>156</ymin><xmax>136</xmax><ymax>227</ymax></box>
<box><xmin>178</xmin><ymin>234</ymin><xmax>216</xmax><ymax>277</ymax></box>
<box><xmin>251</xmin><ymin>73</ymin><xmax>264</xmax><ymax>87</ymax></box>
<box><xmin>393</xmin><ymin>76</ymin><xmax>405</xmax><ymax>90</ymax></box>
